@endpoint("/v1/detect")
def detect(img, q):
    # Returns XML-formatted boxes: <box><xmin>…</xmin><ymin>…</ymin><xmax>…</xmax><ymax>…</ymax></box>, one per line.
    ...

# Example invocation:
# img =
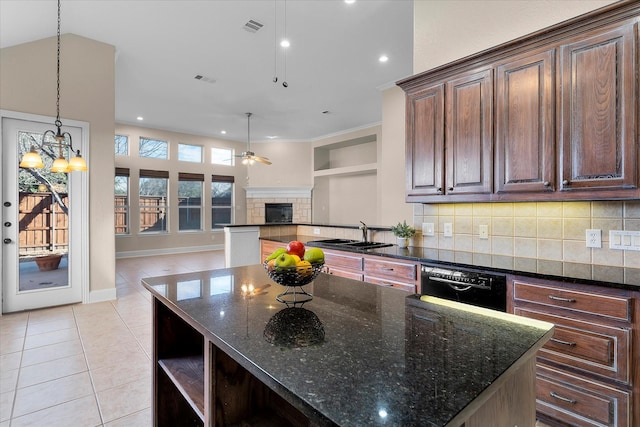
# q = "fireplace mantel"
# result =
<box><xmin>244</xmin><ymin>187</ymin><xmax>312</xmax><ymax>199</ymax></box>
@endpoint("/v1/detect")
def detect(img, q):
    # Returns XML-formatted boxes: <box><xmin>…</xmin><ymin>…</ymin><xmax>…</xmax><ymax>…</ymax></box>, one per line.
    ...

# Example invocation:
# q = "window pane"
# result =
<box><xmin>178</xmin><ymin>143</ymin><xmax>203</xmax><ymax>162</ymax></box>
<box><xmin>115</xmin><ymin>135</ymin><xmax>128</xmax><ymax>155</ymax></box>
<box><xmin>211</xmin><ymin>147</ymin><xmax>233</xmax><ymax>166</ymax></box>
<box><xmin>212</xmin><ymin>181</ymin><xmax>233</xmax><ymax>228</ymax></box>
<box><xmin>114</xmin><ymin>176</ymin><xmax>129</xmax><ymax>234</ymax></box>
<box><xmin>139</xmin><ymin>137</ymin><xmax>168</xmax><ymax>159</ymax></box>
<box><xmin>178</xmin><ymin>180</ymin><xmax>202</xmax><ymax>231</ymax></box>
<box><xmin>139</xmin><ymin>177</ymin><xmax>168</xmax><ymax>232</ymax></box>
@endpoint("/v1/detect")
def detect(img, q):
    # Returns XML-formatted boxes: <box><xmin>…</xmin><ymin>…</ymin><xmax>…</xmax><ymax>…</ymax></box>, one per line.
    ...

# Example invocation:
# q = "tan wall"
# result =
<box><xmin>246</xmin><ymin>141</ymin><xmax>313</xmax><ymax>188</ymax></box>
<box><xmin>413</xmin><ymin>0</ymin><xmax>618</xmax><ymax>74</ymax></box>
<box><xmin>1</xmin><ymin>34</ymin><xmax>116</xmax><ymax>294</ymax></box>
<box><xmin>114</xmin><ymin>124</ymin><xmax>247</xmax><ymax>254</ymax></box>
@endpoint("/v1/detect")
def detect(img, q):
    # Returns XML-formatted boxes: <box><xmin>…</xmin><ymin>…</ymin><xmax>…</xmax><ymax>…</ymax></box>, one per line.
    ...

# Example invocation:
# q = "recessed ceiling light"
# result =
<box><xmin>345</xmin><ymin>0</ymin><xmax>356</xmax><ymax>4</ymax></box>
<box><xmin>136</xmin><ymin>116</ymin><xmax>144</xmax><ymax>121</ymax></box>
<box><xmin>379</xmin><ymin>55</ymin><xmax>389</xmax><ymax>63</ymax></box>
<box><xmin>221</xmin><ymin>130</ymin><xmax>227</xmax><ymax>135</ymax></box>
<box><xmin>280</xmin><ymin>39</ymin><xmax>290</xmax><ymax>48</ymax></box>
<box><xmin>266</xmin><ymin>136</ymin><xmax>278</xmax><ymax>139</ymax></box>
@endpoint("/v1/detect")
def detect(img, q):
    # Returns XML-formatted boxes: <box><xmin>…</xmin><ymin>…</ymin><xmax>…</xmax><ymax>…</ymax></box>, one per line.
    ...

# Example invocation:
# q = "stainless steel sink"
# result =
<box><xmin>306</xmin><ymin>239</ymin><xmax>393</xmax><ymax>250</ymax></box>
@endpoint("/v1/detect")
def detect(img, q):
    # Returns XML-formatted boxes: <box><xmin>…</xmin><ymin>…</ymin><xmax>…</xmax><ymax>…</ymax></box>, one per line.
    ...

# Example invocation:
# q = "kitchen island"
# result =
<box><xmin>142</xmin><ymin>264</ymin><xmax>553</xmax><ymax>426</ymax></box>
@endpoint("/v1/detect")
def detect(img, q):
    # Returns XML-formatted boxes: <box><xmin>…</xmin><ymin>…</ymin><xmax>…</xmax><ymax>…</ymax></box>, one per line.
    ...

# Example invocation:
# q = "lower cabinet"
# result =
<box><xmin>511</xmin><ymin>275</ymin><xmax>638</xmax><ymax>427</ymax></box>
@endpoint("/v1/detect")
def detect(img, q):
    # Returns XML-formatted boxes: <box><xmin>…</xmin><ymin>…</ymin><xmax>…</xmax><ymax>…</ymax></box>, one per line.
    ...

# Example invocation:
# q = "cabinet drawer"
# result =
<box><xmin>324</xmin><ymin>251</ymin><xmax>363</xmax><ymax>271</ymax></box>
<box><xmin>364</xmin><ymin>276</ymin><xmax>415</xmax><ymax>293</ymax></box>
<box><xmin>327</xmin><ymin>268</ymin><xmax>363</xmax><ymax>282</ymax></box>
<box><xmin>515</xmin><ymin>307</ymin><xmax>630</xmax><ymax>383</ymax></box>
<box><xmin>536</xmin><ymin>365</ymin><xmax>630</xmax><ymax>427</ymax></box>
<box><xmin>363</xmin><ymin>258</ymin><xmax>417</xmax><ymax>282</ymax></box>
<box><xmin>513</xmin><ymin>281</ymin><xmax>632</xmax><ymax>321</ymax></box>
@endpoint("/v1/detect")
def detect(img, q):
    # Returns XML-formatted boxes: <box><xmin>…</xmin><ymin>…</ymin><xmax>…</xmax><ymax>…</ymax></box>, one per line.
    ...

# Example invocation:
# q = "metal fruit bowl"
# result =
<box><xmin>263</xmin><ymin>261</ymin><xmax>325</xmax><ymax>287</ymax></box>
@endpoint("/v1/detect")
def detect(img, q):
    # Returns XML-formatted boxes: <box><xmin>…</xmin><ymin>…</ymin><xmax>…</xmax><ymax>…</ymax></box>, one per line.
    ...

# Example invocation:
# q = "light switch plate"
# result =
<box><xmin>443</xmin><ymin>223</ymin><xmax>453</xmax><ymax>237</ymax></box>
<box><xmin>585</xmin><ymin>229</ymin><xmax>601</xmax><ymax>248</ymax></box>
<box><xmin>609</xmin><ymin>230</ymin><xmax>640</xmax><ymax>251</ymax></box>
<box><xmin>422</xmin><ymin>223</ymin><xmax>435</xmax><ymax>237</ymax></box>
<box><xmin>313</xmin><ymin>228</ymin><xmax>321</xmax><ymax>235</ymax></box>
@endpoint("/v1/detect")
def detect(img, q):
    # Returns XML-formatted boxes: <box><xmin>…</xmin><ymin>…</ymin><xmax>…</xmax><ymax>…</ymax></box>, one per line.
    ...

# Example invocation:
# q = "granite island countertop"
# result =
<box><xmin>142</xmin><ymin>264</ymin><xmax>553</xmax><ymax>426</ymax></box>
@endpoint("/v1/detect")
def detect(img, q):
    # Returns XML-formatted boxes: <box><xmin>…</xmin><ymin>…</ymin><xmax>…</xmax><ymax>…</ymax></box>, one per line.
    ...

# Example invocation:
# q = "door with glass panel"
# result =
<box><xmin>1</xmin><ymin>116</ymin><xmax>86</xmax><ymax>313</ymax></box>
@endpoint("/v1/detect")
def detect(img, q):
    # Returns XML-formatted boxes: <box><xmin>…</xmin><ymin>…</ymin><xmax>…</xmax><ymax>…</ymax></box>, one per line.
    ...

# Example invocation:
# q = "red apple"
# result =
<box><xmin>286</xmin><ymin>240</ymin><xmax>305</xmax><ymax>258</ymax></box>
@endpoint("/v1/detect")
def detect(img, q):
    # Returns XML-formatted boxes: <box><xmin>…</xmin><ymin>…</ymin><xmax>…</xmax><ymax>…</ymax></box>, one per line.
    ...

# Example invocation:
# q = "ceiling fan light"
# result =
<box><xmin>242</xmin><ymin>157</ymin><xmax>249</xmax><ymax>165</ymax></box>
<box><xmin>19</xmin><ymin>147</ymin><xmax>44</xmax><ymax>169</ymax></box>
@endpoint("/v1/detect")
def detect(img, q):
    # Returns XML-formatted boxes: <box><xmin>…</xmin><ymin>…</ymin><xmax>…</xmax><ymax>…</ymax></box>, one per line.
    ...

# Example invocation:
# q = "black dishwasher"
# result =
<box><xmin>420</xmin><ymin>263</ymin><xmax>507</xmax><ymax>312</ymax></box>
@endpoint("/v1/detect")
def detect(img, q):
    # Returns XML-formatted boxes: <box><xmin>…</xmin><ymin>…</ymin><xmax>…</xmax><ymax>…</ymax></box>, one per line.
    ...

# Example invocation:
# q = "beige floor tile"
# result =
<box><xmin>25</xmin><ymin>318</ymin><xmax>77</xmax><ymax>336</ymax></box>
<box><xmin>81</xmin><ymin>330</ymin><xmax>138</xmax><ymax>354</ymax></box>
<box><xmin>90</xmin><ymin>357</ymin><xmax>151</xmax><ymax>392</ymax></box>
<box><xmin>0</xmin><ymin>351</ymin><xmax>22</xmax><ymax>372</ymax></box>
<box><xmin>20</xmin><ymin>339</ymin><xmax>84</xmax><ymax>367</ymax></box>
<box><xmin>12</xmin><ymin>371</ymin><xmax>94</xmax><ymax>417</ymax></box>
<box><xmin>17</xmin><ymin>353</ymin><xmax>88</xmax><ymax>389</ymax></box>
<box><xmin>103</xmin><ymin>407</ymin><xmax>151</xmax><ymax>426</ymax></box>
<box><xmin>0</xmin><ymin>336</ymin><xmax>24</xmax><ymax>355</ymax></box>
<box><xmin>97</xmin><ymin>375</ymin><xmax>151</xmax><ymax>423</ymax></box>
<box><xmin>10</xmin><ymin>395</ymin><xmax>101</xmax><ymax>427</ymax></box>
<box><xmin>26</xmin><ymin>307</ymin><xmax>74</xmax><ymax>325</ymax></box>
<box><xmin>84</xmin><ymin>343</ymin><xmax>149</xmax><ymax>371</ymax></box>
<box><xmin>0</xmin><ymin>390</ymin><xmax>14</xmax><ymax>422</ymax></box>
<box><xmin>0</xmin><ymin>368</ymin><xmax>19</xmax><ymax>394</ymax></box>
<box><xmin>23</xmin><ymin>328</ymin><xmax>78</xmax><ymax>350</ymax></box>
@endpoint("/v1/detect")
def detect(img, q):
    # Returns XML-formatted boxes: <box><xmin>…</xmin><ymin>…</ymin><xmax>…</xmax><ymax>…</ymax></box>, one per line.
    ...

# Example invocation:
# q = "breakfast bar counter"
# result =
<box><xmin>142</xmin><ymin>264</ymin><xmax>553</xmax><ymax>426</ymax></box>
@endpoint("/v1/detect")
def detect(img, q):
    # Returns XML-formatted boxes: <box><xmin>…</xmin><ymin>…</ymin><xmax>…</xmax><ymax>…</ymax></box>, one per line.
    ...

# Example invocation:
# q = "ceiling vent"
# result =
<box><xmin>194</xmin><ymin>75</ymin><xmax>216</xmax><ymax>84</ymax></box>
<box><xmin>243</xmin><ymin>19</ymin><xmax>264</xmax><ymax>33</ymax></box>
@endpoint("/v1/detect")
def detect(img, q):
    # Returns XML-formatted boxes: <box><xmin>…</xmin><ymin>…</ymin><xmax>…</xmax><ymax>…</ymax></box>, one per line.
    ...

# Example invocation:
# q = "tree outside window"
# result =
<box><xmin>139</xmin><ymin>137</ymin><xmax>168</xmax><ymax>159</ymax></box>
<box><xmin>115</xmin><ymin>135</ymin><xmax>129</xmax><ymax>156</ymax></box>
<box><xmin>178</xmin><ymin>173</ymin><xmax>203</xmax><ymax>231</ymax></box>
<box><xmin>115</xmin><ymin>168</ymin><xmax>130</xmax><ymax>234</ymax></box>
<box><xmin>212</xmin><ymin>175</ymin><xmax>234</xmax><ymax>229</ymax></box>
<box><xmin>139</xmin><ymin>170</ymin><xmax>169</xmax><ymax>232</ymax></box>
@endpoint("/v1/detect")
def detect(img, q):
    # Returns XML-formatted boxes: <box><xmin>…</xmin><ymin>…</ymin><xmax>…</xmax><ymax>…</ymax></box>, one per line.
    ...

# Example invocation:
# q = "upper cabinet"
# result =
<box><xmin>398</xmin><ymin>2</ymin><xmax>639</xmax><ymax>203</ymax></box>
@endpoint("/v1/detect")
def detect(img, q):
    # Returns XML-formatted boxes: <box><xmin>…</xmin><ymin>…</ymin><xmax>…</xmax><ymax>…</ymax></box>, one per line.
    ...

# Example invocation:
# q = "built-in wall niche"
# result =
<box><xmin>313</xmin><ymin>134</ymin><xmax>377</xmax><ymax>177</ymax></box>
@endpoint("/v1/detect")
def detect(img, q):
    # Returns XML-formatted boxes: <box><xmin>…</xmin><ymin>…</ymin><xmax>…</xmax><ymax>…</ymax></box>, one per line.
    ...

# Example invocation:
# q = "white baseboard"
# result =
<box><xmin>88</xmin><ymin>287</ymin><xmax>117</xmax><ymax>303</ymax></box>
<box><xmin>115</xmin><ymin>244</ymin><xmax>224</xmax><ymax>259</ymax></box>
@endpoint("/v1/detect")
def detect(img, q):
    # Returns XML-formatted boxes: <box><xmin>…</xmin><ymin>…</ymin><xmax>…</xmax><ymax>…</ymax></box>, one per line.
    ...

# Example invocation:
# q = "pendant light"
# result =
<box><xmin>19</xmin><ymin>0</ymin><xmax>87</xmax><ymax>173</ymax></box>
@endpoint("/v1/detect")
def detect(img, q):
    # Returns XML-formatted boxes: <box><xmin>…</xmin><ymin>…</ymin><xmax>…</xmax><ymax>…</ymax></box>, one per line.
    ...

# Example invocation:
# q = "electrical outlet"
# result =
<box><xmin>443</xmin><ymin>223</ymin><xmax>453</xmax><ymax>237</ymax></box>
<box><xmin>422</xmin><ymin>223</ymin><xmax>435</xmax><ymax>237</ymax></box>
<box><xmin>585</xmin><ymin>229</ymin><xmax>601</xmax><ymax>248</ymax></box>
<box><xmin>479</xmin><ymin>225</ymin><xmax>489</xmax><ymax>239</ymax></box>
<box><xmin>313</xmin><ymin>228</ymin><xmax>321</xmax><ymax>235</ymax></box>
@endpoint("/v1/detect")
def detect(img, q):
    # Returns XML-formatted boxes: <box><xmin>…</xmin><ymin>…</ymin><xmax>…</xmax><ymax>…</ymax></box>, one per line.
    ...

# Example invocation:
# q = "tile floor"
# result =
<box><xmin>1</xmin><ymin>250</ymin><xmax>225</xmax><ymax>427</ymax></box>
<box><xmin>1</xmin><ymin>250</ymin><xmax>554</xmax><ymax>427</ymax></box>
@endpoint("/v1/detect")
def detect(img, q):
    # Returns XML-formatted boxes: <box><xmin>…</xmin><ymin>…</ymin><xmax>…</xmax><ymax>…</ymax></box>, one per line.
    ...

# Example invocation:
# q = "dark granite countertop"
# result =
<box><xmin>261</xmin><ymin>235</ymin><xmax>640</xmax><ymax>291</ymax></box>
<box><xmin>142</xmin><ymin>264</ymin><xmax>552</xmax><ymax>426</ymax></box>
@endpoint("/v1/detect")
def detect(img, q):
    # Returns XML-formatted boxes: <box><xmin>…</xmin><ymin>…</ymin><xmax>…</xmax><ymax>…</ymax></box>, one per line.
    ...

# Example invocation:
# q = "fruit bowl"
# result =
<box><xmin>263</xmin><ymin>261</ymin><xmax>325</xmax><ymax>288</ymax></box>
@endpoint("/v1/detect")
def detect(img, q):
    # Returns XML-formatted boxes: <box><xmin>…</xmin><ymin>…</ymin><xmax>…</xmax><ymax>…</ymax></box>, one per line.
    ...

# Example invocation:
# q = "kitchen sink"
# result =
<box><xmin>306</xmin><ymin>239</ymin><xmax>393</xmax><ymax>250</ymax></box>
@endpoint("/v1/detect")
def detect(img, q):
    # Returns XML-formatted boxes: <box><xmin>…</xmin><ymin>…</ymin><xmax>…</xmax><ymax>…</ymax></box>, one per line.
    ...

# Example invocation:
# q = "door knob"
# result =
<box><xmin>3</xmin><ymin>202</ymin><xmax>11</xmax><ymax>207</ymax></box>
<box><xmin>3</xmin><ymin>238</ymin><xmax>12</xmax><ymax>244</ymax></box>
<box><xmin>3</xmin><ymin>222</ymin><xmax>10</xmax><ymax>227</ymax></box>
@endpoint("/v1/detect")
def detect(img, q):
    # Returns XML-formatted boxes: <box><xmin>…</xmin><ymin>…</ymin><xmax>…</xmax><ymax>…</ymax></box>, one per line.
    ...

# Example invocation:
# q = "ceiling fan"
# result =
<box><xmin>237</xmin><ymin>113</ymin><xmax>272</xmax><ymax>165</ymax></box>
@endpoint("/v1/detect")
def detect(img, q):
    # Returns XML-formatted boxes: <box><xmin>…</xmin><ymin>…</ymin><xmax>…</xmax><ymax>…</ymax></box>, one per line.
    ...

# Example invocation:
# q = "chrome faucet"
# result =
<box><xmin>359</xmin><ymin>221</ymin><xmax>368</xmax><ymax>243</ymax></box>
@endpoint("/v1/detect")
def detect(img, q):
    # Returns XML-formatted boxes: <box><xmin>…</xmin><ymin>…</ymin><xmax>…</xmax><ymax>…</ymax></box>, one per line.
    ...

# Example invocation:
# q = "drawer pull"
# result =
<box><xmin>550</xmin><ymin>391</ymin><xmax>576</xmax><ymax>404</ymax></box>
<box><xmin>550</xmin><ymin>337</ymin><xmax>576</xmax><ymax>347</ymax></box>
<box><xmin>381</xmin><ymin>267</ymin><xmax>394</xmax><ymax>271</ymax></box>
<box><xmin>548</xmin><ymin>295</ymin><xmax>576</xmax><ymax>303</ymax></box>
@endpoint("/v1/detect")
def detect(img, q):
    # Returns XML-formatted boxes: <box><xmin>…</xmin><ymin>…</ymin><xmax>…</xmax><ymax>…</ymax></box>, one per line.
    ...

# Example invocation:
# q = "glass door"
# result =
<box><xmin>2</xmin><ymin>117</ymin><xmax>85</xmax><ymax>312</ymax></box>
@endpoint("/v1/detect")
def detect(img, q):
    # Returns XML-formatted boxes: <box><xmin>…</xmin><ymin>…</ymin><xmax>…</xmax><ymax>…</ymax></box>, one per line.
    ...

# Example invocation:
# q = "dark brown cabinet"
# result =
<box><xmin>399</xmin><ymin>1</ymin><xmax>640</xmax><ymax>203</ymax></box>
<box><xmin>510</xmin><ymin>275</ymin><xmax>639</xmax><ymax>427</ymax></box>
<box><xmin>559</xmin><ymin>21</ymin><xmax>638</xmax><ymax>194</ymax></box>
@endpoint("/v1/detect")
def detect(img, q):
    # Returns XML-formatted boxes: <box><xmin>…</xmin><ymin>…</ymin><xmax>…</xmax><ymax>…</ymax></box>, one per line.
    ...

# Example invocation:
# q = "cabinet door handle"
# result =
<box><xmin>448</xmin><ymin>187</ymin><xmax>454</xmax><ymax>191</ymax></box>
<box><xmin>543</xmin><ymin>181</ymin><xmax>551</xmax><ymax>187</ymax></box>
<box><xmin>550</xmin><ymin>337</ymin><xmax>576</xmax><ymax>347</ymax></box>
<box><xmin>381</xmin><ymin>267</ymin><xmax>394</xmax><ymax>271</ymax></box>
<box><xmin>562</xmin><ymin>179</ymin><xmax>570</xmax><ymax>186</ymax></box>
<box><xmin>550</xmin><ymin>391</ymin><xmax>576</xmax><ymax>404</ymax></box>
<box><xmin>548</xmin><ymin>295</ymin><xmax>576</xmax><ymax>303</ymax></box>
<box><xmin>436</xmin><ymin>188</ymin><xmax>442</xmax><ymax>194</ymax></box>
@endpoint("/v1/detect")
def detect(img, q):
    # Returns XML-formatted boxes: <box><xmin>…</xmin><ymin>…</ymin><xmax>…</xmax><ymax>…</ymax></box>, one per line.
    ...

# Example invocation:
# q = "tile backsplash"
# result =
<box><xmin>413</xmin><ymin>201</ymin><xmax>640</xmax><ymax>286</ymax></box>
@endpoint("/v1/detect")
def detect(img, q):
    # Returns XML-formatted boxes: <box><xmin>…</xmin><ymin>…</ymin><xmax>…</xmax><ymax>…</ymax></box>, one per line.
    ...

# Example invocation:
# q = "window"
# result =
<box><xmin>115</xmin><ymin>135</ymin><xmax>129</xmax><ymax>155</ymax></box>
<box><xmin>139</xmin><ymin>137</ymin><xmax>168</xmax><ymax>159</ymax></box>
<box><xmin>211</xmin><ymin>147</ymin><xmax>233</xmax><ymax>166</ymax></box>
<box><xmin>178</xmin><ymin>173</ymin><xmax>204</xmax><ymax>231</ymax></box>
<box><xmin>211</xmin><ymin>175</ymin><xmax>234</xmax><ymax>229</ymax></box>
<box><xmin>115</xmin><ymin>168</ymin><xmax>130</xmax><ymax>234</ymax></box>
<box><xmin>139</xmin><ymin>169</ymin><xmax>169</xmax><ymax>233</ymax></box>
<box><xmin>178</xmin><ymin>143</ymin><xmax>203</xmax><ymax>162</ymax></box>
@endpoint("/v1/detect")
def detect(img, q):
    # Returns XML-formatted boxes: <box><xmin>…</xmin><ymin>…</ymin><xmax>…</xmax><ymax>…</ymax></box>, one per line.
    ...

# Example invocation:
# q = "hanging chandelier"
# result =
<box><xmin>19</xmin><ymin>0</ymin><xmax>87</xmax><ymax>173</ymax></box>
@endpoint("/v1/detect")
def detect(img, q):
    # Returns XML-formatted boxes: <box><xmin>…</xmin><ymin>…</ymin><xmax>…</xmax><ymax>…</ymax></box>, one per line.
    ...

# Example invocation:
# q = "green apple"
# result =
<box><xmin>303</xmin><ymin>247</ymin><xmax>324</xmax><ymax>264</ymax></box>
<box><xmin>274</xmin><ymin>253</ymin><xmax>296</xmax><ymax>271</ymax></box>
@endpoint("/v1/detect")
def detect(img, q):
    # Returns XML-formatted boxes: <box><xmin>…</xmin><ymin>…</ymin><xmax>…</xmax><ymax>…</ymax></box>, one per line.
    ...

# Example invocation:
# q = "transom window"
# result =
<box><xmin>211</xmin><ymin>147</ymin><xmax>233</xmax><ymax>166</ymax></box>
<box><xmin>139</xmin><ymin>137</ymin><xmax>168</xmax><ymax>159</ymax></box>
<box><xmin>115</xmin><ymin>135</ymin><xmax>129</xmax><ymax>156</ymax></box>
<box><xmin>178</xmin><ymin>143</ymin><xmax>203</xmax><ymax>163</ymax></box>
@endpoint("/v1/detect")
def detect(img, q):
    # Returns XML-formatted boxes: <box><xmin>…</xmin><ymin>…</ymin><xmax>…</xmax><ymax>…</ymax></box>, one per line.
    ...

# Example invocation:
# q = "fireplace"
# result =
<box><xmin>265</xmin><ymin>203</ymin><xmax>293</xmax><ymax>223</ymax></box>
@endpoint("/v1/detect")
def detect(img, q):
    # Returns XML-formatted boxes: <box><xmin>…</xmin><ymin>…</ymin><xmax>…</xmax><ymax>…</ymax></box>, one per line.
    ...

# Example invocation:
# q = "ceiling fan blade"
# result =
<box><xmin>254</xmin><ymin>156</ymin><xmax>272</xmax><ymax>165</ymax></box>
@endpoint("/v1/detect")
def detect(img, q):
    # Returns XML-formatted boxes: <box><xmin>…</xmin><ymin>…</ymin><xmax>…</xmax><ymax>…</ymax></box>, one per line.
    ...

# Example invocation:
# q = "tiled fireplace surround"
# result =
<box><xmin>245</xmin><ymin>187</ymin><xmax>312</xmax><ymax>225</ymax></box>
